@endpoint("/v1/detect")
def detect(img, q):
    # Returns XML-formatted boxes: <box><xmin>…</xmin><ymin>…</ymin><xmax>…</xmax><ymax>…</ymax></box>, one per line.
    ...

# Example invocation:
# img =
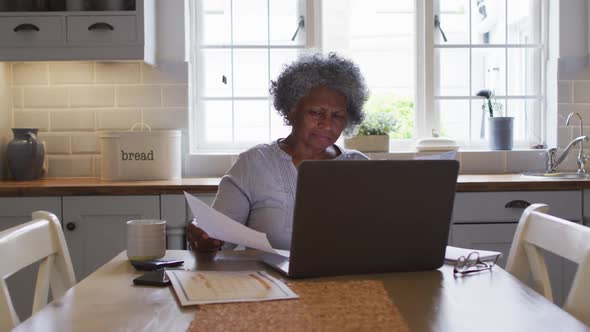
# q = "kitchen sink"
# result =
<box><xmin>521</xmin><ymin>171</ymin><xmax>590</xmax><ymax>179</ymax></box>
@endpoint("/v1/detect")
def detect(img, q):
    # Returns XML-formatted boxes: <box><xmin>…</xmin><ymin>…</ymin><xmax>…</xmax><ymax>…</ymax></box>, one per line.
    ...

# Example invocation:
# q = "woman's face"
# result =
<box><xmin>288</xmin><ymin>86</ymin><xmax>348</xmax><ymax>151</ymax></box>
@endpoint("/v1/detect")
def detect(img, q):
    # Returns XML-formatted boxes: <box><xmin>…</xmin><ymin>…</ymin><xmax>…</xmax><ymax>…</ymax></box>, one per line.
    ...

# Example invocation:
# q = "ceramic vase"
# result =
<box><xmin>7</xmin><ymin>128</ymin><xmax>45</xmax><ymax>180</ymax></box>
<box><xmin>489</xmin><ymin>117</ymin><xmax>514</xmax><ymax>150</ymax></box>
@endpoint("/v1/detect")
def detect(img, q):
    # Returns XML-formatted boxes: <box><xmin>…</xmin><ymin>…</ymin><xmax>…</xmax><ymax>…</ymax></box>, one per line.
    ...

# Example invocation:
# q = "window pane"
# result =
<box><xmin>470</xmin><ymin>99</ymin><xmax>487</xmax><ymax>143</ymax></box>
<box><xmin>270</xmin><ymin>110</ymin><xmax>291</xmax><ymax>140</ymax></box>
<box><xmin>202</xmin><ymin>101</ymin><xmax>232</xmax><ymax>143</ymax></box>
<box><xmin>439</xmin><ymin>99</ymin><xmax>470</xmax><ymax>141</ymax></box>
<box><xmin>506</xmin><ymin>99</ymin><xmax>525</xmax><ymax>141</ymax></box>
<box><xmin>233</xmin><ymin>49</ymin><xmax>269</xmax><ymax>97</ymax></box>
<box><xmin>233</xmin><ymin>0</ymin><xmax>268</xmax><ymax>45</ymax></box>
<box><xmin>200</xmin><ymin>49</ymin><xmax>232</xmax><ymax>98</ymax></box>
<box><xmin>471</xmin><ymin>0</ymin><xmax>506</xmax><ymax>44</ymax></box>
<box><xmin>365</xmin><ymin>92</ymin><xmax>414</xmax><ymax>139</ymax></box>
<box><xmin>322</xmin><ymin>0</ymin><xmax>415</xmax><ymax>138</ymax></box>
<box><xmin>270</xmin><ymin>49</ymin><xmax>300</xmax><ymax>82</ymax></box>
<box><xmin>201</xmin><ymin>0</ymin><xmax>231</xmax><ymax>45</ymax></box>
<box><xmin>507</xmin><ymin>0</ymin><xmax>541</xmax><ymax>44</ymax></box>
<box><xmin>269</xmin><ymin>0</ymin><xmax>305</xmax><ymax>45</ymax></box>
<box><xmin>507</xmin><ymin>99</ymin><xmax>542</xmax><ymax>145</ymax></box>
<box><xmin>472</xmin><ymin>48</ymin><xmax>506</xmax><ymax>96</ymax></box>
<box><xmin>437</xmin><ymin>48</ymin><xmax>469</xmax><ymax>96</ymax></box>
<box><xmin>234</xmin><ymin>100</ymin><xmax>269</xmax><ymax>142</ymax></box>
<box><xmin>438</xmin><ymin>0</ymin><xmax>469</xmax><ymax>44</ymax></box>
<box><xmin>507</xmin><ymin>48</ymin><xmax>540</xmax><ymax>96</ymax></box>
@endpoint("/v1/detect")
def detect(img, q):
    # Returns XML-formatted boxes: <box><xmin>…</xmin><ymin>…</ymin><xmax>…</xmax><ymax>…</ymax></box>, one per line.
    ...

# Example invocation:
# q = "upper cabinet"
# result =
<box><xmin>0</xmin><ymin>0</ymin><xmax>152</xmax><ymax>61</ymax></box>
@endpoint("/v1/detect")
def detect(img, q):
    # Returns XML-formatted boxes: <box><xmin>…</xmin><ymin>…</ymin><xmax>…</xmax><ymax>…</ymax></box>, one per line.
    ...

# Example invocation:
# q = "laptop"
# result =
<box><xmin>262</xmin><ymin>159</ymin><xmax>460</xmax><ymax>278</ymax></box>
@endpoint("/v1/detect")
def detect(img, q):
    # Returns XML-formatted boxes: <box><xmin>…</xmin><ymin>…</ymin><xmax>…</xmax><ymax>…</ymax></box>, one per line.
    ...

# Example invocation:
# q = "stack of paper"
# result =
<box><xmin>167</xmin><ymin>270</ymin><xmax>298</xmax><ymax>306</ymax></box>
<box><xmin>445</xmin><ymin>245</ymin><xmax>502</xmax><ymax>263</ymax></box>
<box><xmin>184</xmin><ymin>192</ymin><xmax>288</xmax><ymax>257</ymax></box>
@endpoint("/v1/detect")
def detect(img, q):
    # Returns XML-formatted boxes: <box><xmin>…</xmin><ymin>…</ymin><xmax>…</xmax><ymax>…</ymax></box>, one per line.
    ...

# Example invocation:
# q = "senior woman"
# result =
<box><xmin>188</xmin><ymin>52</ymin><xmax>370</xmax><ymax>252</ymax></box>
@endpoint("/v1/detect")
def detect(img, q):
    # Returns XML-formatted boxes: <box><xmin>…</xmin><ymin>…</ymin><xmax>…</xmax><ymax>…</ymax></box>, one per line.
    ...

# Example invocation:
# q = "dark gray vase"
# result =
<box><xmin>7</xmin><ymin>128</ymin><xmax>45</xmax><ymax>180</ymax></box>
<box><xmin>489</xmin><ymin>117</ymin><xmax>514</xmax><ymax>150</ymax></box>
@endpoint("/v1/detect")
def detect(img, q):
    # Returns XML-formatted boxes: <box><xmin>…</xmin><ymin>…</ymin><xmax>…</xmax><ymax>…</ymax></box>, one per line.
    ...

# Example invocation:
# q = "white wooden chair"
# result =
<box><xmin>506</xmin><ymin>203</ymin><xmax>590</xmax><ymax>326</ymax></box>
<box><xmin>0</xmin><ymin>211</ymin><xmax>76</xmax><ymax>332</ymax></box>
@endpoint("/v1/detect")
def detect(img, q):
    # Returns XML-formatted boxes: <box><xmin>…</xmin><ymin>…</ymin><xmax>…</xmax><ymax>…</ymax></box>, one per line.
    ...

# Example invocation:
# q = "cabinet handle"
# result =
<box><xmin>505</xmin><ymin>200</ymin><xmax>531</xmax><ymax>209</ymax></box>
<box><xmin>88</xmin><ymin>22</ymin><xmax>115</xmax><ymax>31</ymax></box>
<box><xmin>66</xmin><ymin>222</ymin><xmax>76</xmax><ymax>231</ymax></box>
<box><xmin>13</xmin><ymin>23</ymin><xmax>40</xmax><ymax>32</ymax></box>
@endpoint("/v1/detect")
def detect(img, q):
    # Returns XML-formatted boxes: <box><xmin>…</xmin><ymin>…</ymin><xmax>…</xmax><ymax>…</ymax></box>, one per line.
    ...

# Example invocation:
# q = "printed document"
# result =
<box><xmin>184</xmin><ymin>192</ymin><xmax>289</xmax><ymax>257</ymax></box>
<box><xmin>445</xmin><ymin>245</ymin><xmax>502</xmax><ymax>263</ymax></box>
<box><xmin>167</xmin><ymin>270</ymin><xmax>298</xmax><ymax>306</ymax></box>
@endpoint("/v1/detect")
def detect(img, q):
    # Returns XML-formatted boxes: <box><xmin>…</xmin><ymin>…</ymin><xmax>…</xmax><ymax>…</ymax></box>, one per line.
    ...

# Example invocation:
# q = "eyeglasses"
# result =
<box><xmin>453</xmin><ymin>251</ymin><xmax>499</xmax><ymax>276</ymax></box>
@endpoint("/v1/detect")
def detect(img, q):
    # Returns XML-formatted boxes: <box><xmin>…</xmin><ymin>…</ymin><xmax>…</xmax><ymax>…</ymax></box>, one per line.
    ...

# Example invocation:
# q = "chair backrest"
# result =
<box><xmin>506</xmin><ymin>203</ymin><xmax>590</xmax><ymax>325</ymax></box>
<box><xmin>0</xmin><ymin>211</ymin><xmax>76</xmax><ymax>332</ymax></box>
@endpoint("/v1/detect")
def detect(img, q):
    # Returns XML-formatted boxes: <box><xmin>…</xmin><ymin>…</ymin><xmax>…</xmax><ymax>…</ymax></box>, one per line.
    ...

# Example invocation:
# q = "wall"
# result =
<box><xmin>556</xmin><ymin>0</ymin><xmax>590</xmax><ymax>164</ymax></box>
<box><xmin>0</xmin><ymin>63</ymin><xmax>10</xmax><ymax>179</ymax></box>
<box><xmin>8</xmin><ymin>61</ymin><xmax>188</xmax><ymax>177</ymax></box>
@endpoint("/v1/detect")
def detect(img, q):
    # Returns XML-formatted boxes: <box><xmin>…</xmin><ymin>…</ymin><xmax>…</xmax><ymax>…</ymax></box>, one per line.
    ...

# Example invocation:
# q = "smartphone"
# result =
<box><xmin>130</xmin><ymin>259</ymin><xmax>184</xmax><ymax>271</ymax></box>
<box><xmin>133</xmin><ymin>269</ymin><xmax>171</xmax><ymax>287</ymax></box>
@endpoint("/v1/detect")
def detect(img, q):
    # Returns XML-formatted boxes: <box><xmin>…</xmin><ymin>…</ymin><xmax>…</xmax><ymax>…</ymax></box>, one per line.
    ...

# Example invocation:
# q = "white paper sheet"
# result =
<box><xmin>445</xmin><ymin>245</ymin><xmax>502</xmax><ymax>263</ymax></box>
<box><xmin>184</xmin><ymin>192</ymin><xmax>289</xmax><ymax>257</ymax></box>
<box><xmin>167</xmin><ymin>270</ymin><xmax>299</xmax><ymax>306</ymax></box>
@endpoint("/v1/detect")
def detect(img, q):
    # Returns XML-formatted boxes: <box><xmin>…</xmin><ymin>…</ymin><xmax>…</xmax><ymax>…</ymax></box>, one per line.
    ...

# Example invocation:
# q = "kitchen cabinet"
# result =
<box><xmin>0</xmin><ymin>1</ymin><xmax>147</xmax><ymax>61</ymax></box>
<box><xmin>0</xmin><ymin>197</ymin><xmax>61</xmax><ymax>322</ymax></box>
<box><xmin>450</xmin><ymin>191</ymin><xmax>581</xmax><ymax>306</ymax></box>
<box><xmin>62</xmin><ymin>195</ymin><xmax>159</xmax><ymax>280</ymax></box>
<box><xmin>161</xmin><ymin>193</ymin><xmax>215</xmax><ymax>250</ymax></box>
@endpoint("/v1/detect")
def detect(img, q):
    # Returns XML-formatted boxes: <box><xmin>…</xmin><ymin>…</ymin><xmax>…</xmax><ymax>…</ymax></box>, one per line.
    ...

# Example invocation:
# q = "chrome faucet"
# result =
<box><xmin>566</xmin><ymin>112</ymin><xmax>587</xmax><ymax>173</ymax></box>
<box><xmin>546</xmin><ymin>112</ymin><xmax>589</xmax><ymax>173</ymax></box>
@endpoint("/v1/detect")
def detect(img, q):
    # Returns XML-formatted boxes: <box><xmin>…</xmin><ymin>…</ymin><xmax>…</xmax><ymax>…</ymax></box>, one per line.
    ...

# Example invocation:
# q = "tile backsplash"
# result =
<box><xmin>0</xmin><ymin>63</ymin><xmax>10</xmax><ymax>180</ymax></box>
<box><xmin>8</xmin><ymin>61</ymin><xmax>188</xmax><ymax>178</ymax></box>
<box><xmin>4</xmin><ymin>59</ymin><xmax>588</xmax><ymax>178</ymax></box>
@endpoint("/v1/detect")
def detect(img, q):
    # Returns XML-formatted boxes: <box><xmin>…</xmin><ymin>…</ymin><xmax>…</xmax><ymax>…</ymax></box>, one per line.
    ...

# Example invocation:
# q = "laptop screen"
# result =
<box><xmin>285</xmin><ymin>160</ymin><xmax>459</xmax><ymax>278</ymax></box>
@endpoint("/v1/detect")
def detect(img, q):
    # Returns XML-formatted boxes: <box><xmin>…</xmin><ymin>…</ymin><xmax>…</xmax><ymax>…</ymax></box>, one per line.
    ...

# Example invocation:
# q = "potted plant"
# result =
<box><xmin>476</xmin><ymin>89</ymin><xmax>513</xmax><ymax>150</ymax></box>
<box><xmin>344</xmin><ymin>111</ymin><xmax>398</xmax><ymax>152</ymax></box>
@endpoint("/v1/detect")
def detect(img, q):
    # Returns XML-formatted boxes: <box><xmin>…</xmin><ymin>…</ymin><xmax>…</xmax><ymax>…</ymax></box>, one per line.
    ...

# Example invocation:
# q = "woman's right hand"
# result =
<box><xmin>186</xmin><ymin>220</ymin><xmax>224</xmax><ymax>253</ymax></box>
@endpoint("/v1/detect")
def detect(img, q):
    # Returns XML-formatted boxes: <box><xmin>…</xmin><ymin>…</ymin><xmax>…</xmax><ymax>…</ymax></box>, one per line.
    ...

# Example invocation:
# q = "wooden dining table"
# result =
<box><xmin>14</xmin><ymin>250</ymin><xmax>590</xmax><ymax>332</ymax></box>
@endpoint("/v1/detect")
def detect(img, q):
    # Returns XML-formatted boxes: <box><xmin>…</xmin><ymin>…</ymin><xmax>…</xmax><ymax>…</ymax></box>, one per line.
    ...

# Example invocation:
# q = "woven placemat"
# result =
<box><xmin>187</xmin><ymin>279</ymin><xmax>409</xmax><ymax>332</ymax></box>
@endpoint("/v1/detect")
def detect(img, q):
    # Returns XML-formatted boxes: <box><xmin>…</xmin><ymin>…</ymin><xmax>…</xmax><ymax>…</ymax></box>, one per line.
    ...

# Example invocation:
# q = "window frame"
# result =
<box><xmin>426</xmin><ymin>0</ymin><xmax>547</xmax><ymax>148</ymax></box>
<box><xmin>187</xmin><ymin>0</ymin><xmax>308</xmax><ymax>153</ymax></box>
<box><xmin>187</xmin><ymin>0</ymin><xmax>547</xmax><ymax>153</ymax></box>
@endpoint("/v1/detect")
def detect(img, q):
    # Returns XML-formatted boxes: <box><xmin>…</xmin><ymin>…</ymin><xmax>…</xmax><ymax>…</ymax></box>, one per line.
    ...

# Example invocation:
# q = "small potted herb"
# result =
<box><xmin>344</xmin><ymin>111</ymin><xmax>398</xmax><ymax>152</ymax></box>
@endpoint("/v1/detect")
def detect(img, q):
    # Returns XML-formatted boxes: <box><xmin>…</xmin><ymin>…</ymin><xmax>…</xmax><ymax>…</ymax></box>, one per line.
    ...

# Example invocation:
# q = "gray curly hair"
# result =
<box><xmin>269</xmin><ymin>52</ymin><xmax>369</xmax><ymax>135</ymax></box>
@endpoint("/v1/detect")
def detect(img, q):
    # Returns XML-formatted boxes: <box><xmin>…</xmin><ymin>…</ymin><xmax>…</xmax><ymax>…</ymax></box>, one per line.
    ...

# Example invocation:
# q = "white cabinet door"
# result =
<box><xmin>0</xmin><ymin>197</ymin><xmax>61</xmax><ymax>322</ymax></box>
<box><xmin>450</xmin><ymin>223</ymin><xmax>517</xmax><ymax>268</ymax></box>
<box><xmin>63</xmin><ymin>195</ymin><xmax>159</xmax><ymax>280</ymax></box>
<box><xmin>161</xmin><ymin>194</ymin><xmax>186</xmax><ymax>250</ymax></box>
<box><xmin>161</xmin><ymin>194</ymin><xmax>215</xmax><ymax>250</ymax></box>
<box><xmin>451</xmin><ymin>190</ymin><xmax>582</xmax><ymax>306</ymax></box>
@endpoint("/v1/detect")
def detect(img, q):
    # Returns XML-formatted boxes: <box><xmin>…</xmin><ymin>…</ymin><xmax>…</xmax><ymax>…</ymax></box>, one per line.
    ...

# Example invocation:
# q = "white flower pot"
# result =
<box><xmin>343</xmin><ymin>135</ymin><xmax>390</xmax><ymax>152</ymax></box>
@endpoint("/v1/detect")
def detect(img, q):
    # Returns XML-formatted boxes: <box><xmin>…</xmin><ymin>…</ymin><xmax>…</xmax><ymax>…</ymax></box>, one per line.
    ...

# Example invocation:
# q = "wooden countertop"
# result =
<box><xmin>0</xmin><ymin>174</ymin><xmax>588</xmax><ymax>196</ymax></box>
<box><xmin>0</xmin><ymin>177</ymin><xmax>220</xmax><ymax>196</ymax></box>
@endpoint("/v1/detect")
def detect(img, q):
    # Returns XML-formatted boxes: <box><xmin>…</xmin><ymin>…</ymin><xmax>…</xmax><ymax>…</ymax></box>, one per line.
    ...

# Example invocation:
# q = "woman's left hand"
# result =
<box><xmin>186</xmin><ymin>220</ymin><xmax>224</xmax><ymax>253</ymax></box>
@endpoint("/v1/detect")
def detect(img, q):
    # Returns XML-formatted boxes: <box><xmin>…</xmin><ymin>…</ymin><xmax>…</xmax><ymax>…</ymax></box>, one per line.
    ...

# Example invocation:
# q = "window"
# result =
<box><xmin>187</xmin><ymin>0</ymin><xmax>306</xmax><ymax>152</ymax></box>
<box><xmin>322</xmin><ymin>0</ymin><xmax>417</xmax><ymax>145</ymax></box>
<box><xmin>431</xmin><ymin>0</ymin><xmax>545</xmax><ymax>147</ymax></box>
<box><xmin>187</xmin><ymin>0</ymin><xmax>545</xmax><ymax>152</ymax></box>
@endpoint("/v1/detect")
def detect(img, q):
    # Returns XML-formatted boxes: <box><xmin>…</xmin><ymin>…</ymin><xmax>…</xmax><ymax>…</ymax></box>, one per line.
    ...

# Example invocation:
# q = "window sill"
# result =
<box><xmin>184</xmin><ymin>149</ymin><xmax>553</xmax><ymax>177</ymax></box>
